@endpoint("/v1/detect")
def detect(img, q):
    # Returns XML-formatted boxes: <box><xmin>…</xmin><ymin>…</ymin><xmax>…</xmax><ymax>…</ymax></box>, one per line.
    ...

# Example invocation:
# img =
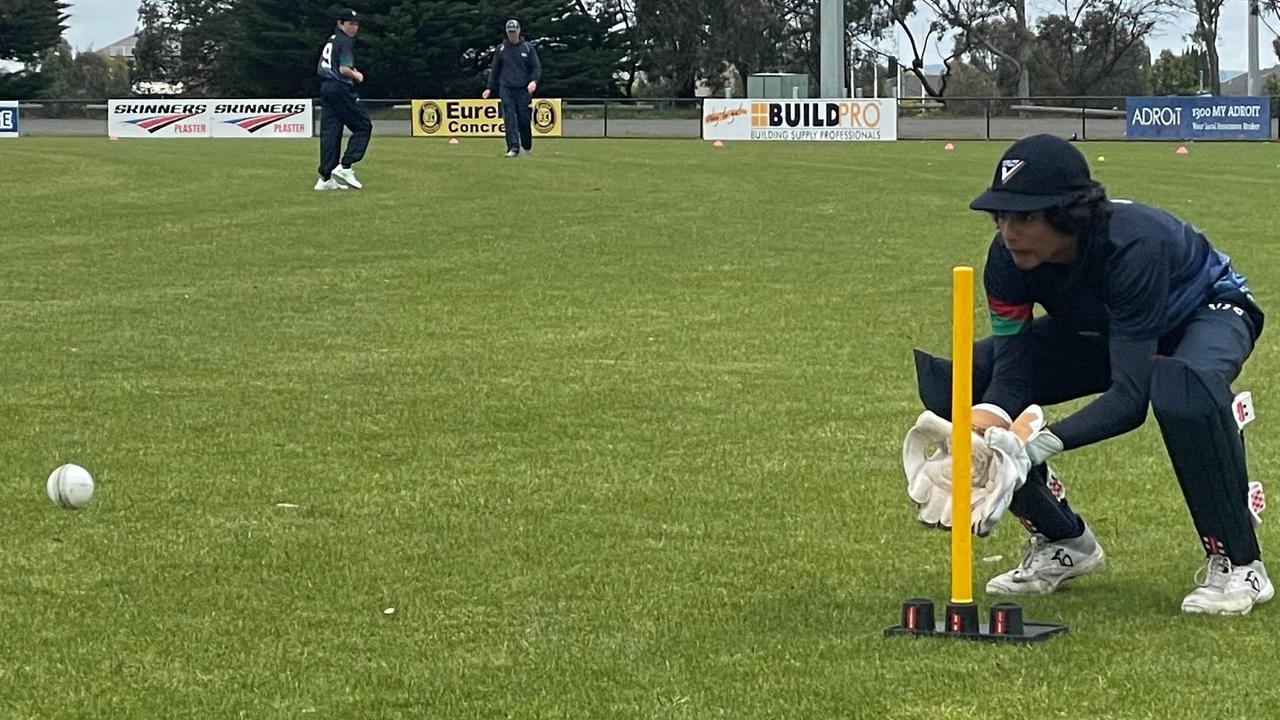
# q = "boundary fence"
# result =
<box><xmin>7</xmin><ymin>96</ymin><xmax>1279</xmax><ymax>140</ymax></box>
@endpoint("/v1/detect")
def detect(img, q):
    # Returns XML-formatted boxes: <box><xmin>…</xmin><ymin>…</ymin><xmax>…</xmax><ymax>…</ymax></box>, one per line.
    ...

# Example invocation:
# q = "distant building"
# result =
<box><xmin>96</xmin><ymin>35</ymin><xmax>138</xmax><ymax>59</ymax></box>
<box><xmin>1219</xmin><ymin>66</ymin><xmax>1280</xmax><ymax>96</ymax></box>
<box><xmin>898</xmin><ymin>72</ymin><xmax>943</xmax><ymax>99</ymax></box>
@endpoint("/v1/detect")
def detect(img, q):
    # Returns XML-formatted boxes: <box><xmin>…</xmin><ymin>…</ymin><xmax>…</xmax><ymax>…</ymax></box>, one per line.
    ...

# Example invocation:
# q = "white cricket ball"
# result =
<box><xmin>47</xmin><ymin>463</ymin><xmax>95</xmax><ymax>510</ymax></box>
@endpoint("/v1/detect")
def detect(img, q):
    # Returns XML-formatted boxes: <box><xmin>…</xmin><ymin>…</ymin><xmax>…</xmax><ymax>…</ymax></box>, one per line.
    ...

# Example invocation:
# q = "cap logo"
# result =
<box><xmin>999</xmin><ymin>159</ymin><xmax>1025</xmax><ymax>185</ymax></box>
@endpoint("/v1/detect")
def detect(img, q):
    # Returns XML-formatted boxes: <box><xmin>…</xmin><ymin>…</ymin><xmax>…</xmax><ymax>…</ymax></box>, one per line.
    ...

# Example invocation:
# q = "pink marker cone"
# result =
<box><xmin>108</xmin><ymin>134</ymin><xmax>119</xmax><ymax>141</ymax></box>
<box><xmin>1176</xmin><ymin>145</ymin><xmax>1189</xmax><ymax>155</ymax></box>
<box><xmin>712</xmin><ymin>140</ymin><xmax>724</xmax><ymax>147</ymax></box>
<box><xmin>448</xmin><ymin>137</ymin><xmax>459</xmax><ymax>145</ymax></box>
<box><xmin>944</xmin><ymin>142</ymin><xmax>955</xmax><ymax>151</ymax></box>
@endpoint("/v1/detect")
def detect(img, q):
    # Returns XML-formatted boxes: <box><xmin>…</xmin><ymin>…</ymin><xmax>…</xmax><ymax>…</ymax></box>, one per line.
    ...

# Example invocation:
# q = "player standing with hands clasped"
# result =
<box><xmin>482</xmin><ymin>19</ymin><xmax>541</xmax><ymax>159</ymax></box>
<box><xmin>315</xmin><ymin>8</ymin><xmax>372</xmax><ymax>191</ymax></box>
<box><xmin>903</xmin><ymin>134</ymin><xmax>1271</xmax><ymax>615</ymax></box>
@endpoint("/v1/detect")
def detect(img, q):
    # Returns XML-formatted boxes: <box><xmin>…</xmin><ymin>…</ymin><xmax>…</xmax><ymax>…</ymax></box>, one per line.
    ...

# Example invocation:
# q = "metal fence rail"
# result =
<box><xmin>9</xmin><ymin>96</ymin><xmax>1280</xmax><ymax>140</ymax></box>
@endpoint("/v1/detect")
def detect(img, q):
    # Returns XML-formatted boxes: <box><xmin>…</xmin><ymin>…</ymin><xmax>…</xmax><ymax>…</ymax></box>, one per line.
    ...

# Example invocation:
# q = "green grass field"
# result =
<box><xmin>4</xmin><ymin>136</ymin><xmax>1280</xmax><ymax>719</ymax></box>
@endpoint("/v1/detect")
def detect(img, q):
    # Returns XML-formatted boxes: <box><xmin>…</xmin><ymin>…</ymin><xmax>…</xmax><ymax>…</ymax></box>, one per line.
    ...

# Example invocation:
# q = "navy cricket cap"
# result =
<box><xmin>969</xmin><ymin>134</ymin><xmax>1099</xmax><ymax>213</ymax></box>
<box><xmin>336</xmin><ymin>8</ymin><xmax>359</xmax><ymax>21</ymax></box>
<box><xmin>505</xmin><ymin>19</ymin><xmax>521</xmax><ymax>31</ymax></box>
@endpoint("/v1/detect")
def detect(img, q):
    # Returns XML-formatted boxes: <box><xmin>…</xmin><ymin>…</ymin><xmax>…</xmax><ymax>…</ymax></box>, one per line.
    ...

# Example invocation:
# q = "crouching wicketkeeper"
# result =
<box><xmin>903</xmin><ymin>134</ymin><xmax>1270</xmax><ymax>616</ymax></box>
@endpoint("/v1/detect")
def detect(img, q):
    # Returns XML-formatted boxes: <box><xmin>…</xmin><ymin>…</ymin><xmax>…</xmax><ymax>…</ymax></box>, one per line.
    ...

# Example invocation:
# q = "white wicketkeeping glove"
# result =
<box><xmin>902</xmin><ymin>410</ymin><xmax>1027</xmax><ymax>536</ymax></box>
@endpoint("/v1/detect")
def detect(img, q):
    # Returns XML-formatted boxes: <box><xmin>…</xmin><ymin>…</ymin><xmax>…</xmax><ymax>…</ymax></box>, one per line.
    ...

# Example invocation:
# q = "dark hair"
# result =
<box><xmin>1043</xmin><ymin>184</ymin><xmax>1109</xmax><ymax>239</ymax></box>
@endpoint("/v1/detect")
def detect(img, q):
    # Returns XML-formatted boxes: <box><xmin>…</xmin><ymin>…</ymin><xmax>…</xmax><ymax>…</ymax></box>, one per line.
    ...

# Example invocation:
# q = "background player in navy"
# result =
<box><xmin>315</xmin><ymin>8</ymin><xmax>371</xmax><ymax>191</ymax></box>
<box><xmin>481</xmin><ymin>19</ymin><xmax>541</xmax><ymax>159</ymax></box>
<box><xmin>913</xmin><ymin>134</ymin><xmax>1271</xmax><ymax>615</ymax></box>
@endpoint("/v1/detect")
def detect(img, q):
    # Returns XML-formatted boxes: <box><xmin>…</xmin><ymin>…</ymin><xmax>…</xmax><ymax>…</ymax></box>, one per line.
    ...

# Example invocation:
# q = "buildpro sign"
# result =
<box><xmin>702</xmin><ymin>99</ymin><xmax>898</xmax><ymax>141</ymax></box>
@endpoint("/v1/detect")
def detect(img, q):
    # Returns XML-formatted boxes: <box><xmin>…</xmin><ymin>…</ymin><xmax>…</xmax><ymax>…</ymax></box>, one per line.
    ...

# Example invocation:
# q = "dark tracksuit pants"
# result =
<box><xmin>318</xmin><ymin>80</ymin><xmax>372</xmax><ymax>179</ymax></box>
<box><xmin>915</xmin><ymin>292</ymin><xmax>1262</xmax><ymax>562</ymax></box>
<box><xmin>499</xmin><ymin>85</ymin><xmax>533</xmax><ymax>153</ymax></box>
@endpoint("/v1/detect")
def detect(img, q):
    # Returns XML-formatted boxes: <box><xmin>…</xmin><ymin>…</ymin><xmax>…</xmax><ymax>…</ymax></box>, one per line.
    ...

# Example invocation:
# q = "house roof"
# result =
<box><xmin>1220</xmin><ymin>66</ymin><xmax>1280</xmax><ymax>96</ymax></box>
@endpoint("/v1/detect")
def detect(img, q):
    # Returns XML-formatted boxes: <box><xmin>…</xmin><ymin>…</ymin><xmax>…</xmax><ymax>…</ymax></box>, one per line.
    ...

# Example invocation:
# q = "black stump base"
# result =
<box><xmin>884</xmin><ymin>598</ymin><xmax>1068</xmax><ymax>644</ymax></box>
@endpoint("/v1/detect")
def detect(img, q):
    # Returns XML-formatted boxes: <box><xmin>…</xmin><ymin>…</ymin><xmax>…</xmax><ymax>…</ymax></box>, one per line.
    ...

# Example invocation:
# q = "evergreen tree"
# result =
<box><xmin>1149</xmin><ymin>49</ymin><xmax>1200</xmax><ymax>96</ymax></box>
<box><xmin>217</xmin><ymin>0</ymin><xmax>338</xmax><ymax>96</ymax></box>
<box><xmin>133</xmin><ymin>0</ymin><xmax>233</xmax><ymax>95</ymax></box>
<box><xmin>0</xmin><ymin>0</ymin><xmax>68</xmax><ymax>98</ymax></box>
<box><xmin>363</xmin><ymin>0</ymin><xmax>492</xmax><ymax>97</ymax></box>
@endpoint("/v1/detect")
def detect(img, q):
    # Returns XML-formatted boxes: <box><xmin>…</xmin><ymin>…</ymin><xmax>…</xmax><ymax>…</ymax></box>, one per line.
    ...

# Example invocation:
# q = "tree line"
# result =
<box><xmin>2</xmin><ymin>0</ymin><xmax>1279</xmax><ymax>101</ymax></box>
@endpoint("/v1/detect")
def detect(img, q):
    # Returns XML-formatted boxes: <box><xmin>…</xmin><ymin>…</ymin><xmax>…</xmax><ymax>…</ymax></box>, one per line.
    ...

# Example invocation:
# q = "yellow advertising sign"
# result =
<box><xmin>411</xmin><ymin>99</ymin><xmax>563</xmax><ymax>137</ymax></box>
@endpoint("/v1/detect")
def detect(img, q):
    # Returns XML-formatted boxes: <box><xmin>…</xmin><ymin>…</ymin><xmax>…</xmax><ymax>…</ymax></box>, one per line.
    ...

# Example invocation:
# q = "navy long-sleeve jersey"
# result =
<box><xmin>981</xmin><ymin>200</ymin><xmax>1252</xmax><ymax>450</ymax></box>
<box><xmin>487</xmin><ymin>39</ymin><xmax>542</xmax><ymax>92</ymax></box>
<box><xmin>318</xmin><ymin>30</ymin><xmax>356</xmax><ymax>84</ymax></box>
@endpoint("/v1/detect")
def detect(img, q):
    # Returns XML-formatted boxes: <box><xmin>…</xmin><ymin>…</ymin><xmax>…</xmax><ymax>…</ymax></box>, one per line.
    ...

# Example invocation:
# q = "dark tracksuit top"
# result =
<box><xmin>487</xmin><ymin>38</ymin><xmax>542</xmax><ymax>92</ymax></box>
<box><xmin>318</xmin><ymin>30</ymin><xmax>356</xmax><ymax>84</ymax></box>
<box><xmin>981</xmin><ymin>200</ymin><xmax>1257</xmax><ymax>450</ymax></box>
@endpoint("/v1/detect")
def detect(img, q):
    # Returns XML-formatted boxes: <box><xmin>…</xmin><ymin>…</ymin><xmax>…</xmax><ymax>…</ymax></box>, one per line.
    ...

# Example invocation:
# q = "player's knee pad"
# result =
<box><xmin>1150</xmin><ymin>357</ymin><xmax>1259</xmax><ymax>562</ymax></box>
<box><xmin>913</xmin><ymin>349</ymin><xmax>953</xmax><ymax>419</ymax></box>
<box><xmin>913</xmin><ymin>346</ymin><xmax>996</xmax><ymax>419</ymax></box>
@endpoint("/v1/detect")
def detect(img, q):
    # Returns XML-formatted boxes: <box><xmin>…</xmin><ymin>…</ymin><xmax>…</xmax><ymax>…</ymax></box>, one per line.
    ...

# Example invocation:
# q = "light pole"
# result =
<box><xmin>1247</xmin><ymin>0</ymin><xmax>1261</xmax><ymax>96</ymax></box>
<box><xmin>820</xmin><ymin>0</ymin><xmax>846</xmax><ymax>98</ymax></box>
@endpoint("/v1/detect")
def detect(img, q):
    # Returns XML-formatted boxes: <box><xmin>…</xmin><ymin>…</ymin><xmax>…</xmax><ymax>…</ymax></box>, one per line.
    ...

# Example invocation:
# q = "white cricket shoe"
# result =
<box><xmin>986</xmin><ymin>525</ymin><xmax>1106</xmax><ymax>595</ymax></box>
<box><xmin>504</xmin><ymin>150</ymin><xmax>518</xmax><ymax>158</ymax></box>
<box><xmin>1181</xmin><ymin>555</ymin><xmax>1274</xmax><ymax>615</ymax></box>
<box><xmin>331</xmin><ymin>166</ymin><xmax>362</xmax><ymax>189</ymax></box>
<box><xmin>520</xmin><ymin>149</ymin><xmax>533</xmax><ymax>159</ymax></box>
<box><xmin>314</xmin><ymin>177</ymin><xmax>347</xmax><ymax>191</ymax></box>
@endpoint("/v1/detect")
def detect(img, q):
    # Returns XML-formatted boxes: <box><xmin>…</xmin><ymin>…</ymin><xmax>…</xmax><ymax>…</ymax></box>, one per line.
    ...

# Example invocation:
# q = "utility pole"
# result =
<box><xmin>820</xmin><ymin>0</ymin><xmax>846</xmax><ymax>98</ymax></box>
<box><xmin>1017</xmin><ymin>0</ymin><xmax>1031</xmax><ymax>100</ymax></box>
<box><xmin>1247</xmin><ymin>0</ymin><xmax>1261</xmax><ymax>96</ymax></box>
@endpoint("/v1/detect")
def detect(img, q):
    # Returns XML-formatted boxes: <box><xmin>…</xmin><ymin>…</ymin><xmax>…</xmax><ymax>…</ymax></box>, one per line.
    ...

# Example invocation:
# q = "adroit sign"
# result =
<box><xmin>1125</xmin><ymin>97</ymin><xmax>1270</xmax><ymax>140</ymax></box>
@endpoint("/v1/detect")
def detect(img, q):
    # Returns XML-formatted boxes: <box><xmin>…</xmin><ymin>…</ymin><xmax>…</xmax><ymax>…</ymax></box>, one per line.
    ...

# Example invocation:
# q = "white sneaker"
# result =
<box><xmin>313</xmin><ymin>177</ymin><xmax>346</xmax><ymax>191</ymax></box>
<box><xmin>986</xmin><ymin>525</ymin><xmax>1106</xmax><ymax>595</ymax></box>
<box><xmin>504</xmin><ymin>150</ymin><xmax>518</xmax><ymax>158</ymax></box>
<box><xmin>331</xmin><ymin>165</ymin><xmax>362</xmax><ymax>189</ymax></box>
<box><xmin>1181</xmin><ymin>556</ymin><xmax>1274</xmax><ymax>615</ymax></box>
<box><xmin>520</xmin><ymin>149</ymin><xmax>533</xmax><ymax>159</ymax></box>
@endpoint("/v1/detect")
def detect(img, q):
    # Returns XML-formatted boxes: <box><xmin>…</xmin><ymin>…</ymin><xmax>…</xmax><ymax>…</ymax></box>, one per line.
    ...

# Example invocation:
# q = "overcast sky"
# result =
<box><xmin>62</xmin><ymin>0</ymin><xmax>1280</xmax><ymax>73</ymax></box>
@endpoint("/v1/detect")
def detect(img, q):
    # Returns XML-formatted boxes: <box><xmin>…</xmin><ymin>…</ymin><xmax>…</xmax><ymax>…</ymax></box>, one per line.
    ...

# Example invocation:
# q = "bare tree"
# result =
<box><xmin>1177</xmin><ymin>0</ymin><xmax>1227</xmax><ymax>94</ymax></box>
<box><xmin>921</xmin><ymin>0</ymin><xmax>1029</xmax><ymax>96</ymax></box>
<box><xmin>1034</xmin><ymin>0</ymin><xmax>1169</xmax><ymax>95</ymax></box>
<box><xmin>1261</xmin><ymin>0</ymin><xmax>1280</xmax><ymax>65</ymax></box>
<box><xmin>853</xmin><ymin>0</ymin><xmax>1023</xmax><ymax>100</ymax></box>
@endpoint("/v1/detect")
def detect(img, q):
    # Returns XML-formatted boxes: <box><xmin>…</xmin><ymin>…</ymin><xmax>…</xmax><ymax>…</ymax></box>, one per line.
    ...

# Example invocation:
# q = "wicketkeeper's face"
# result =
<box><xmin>996</xmin><ymin>211</ymin><xmax>1077</xmax><ymax>270</ymax></box>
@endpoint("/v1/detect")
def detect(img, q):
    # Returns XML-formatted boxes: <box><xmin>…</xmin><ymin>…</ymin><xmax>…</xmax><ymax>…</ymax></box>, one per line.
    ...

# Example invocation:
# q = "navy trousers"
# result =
<box><xmin>499</xmin><ymin>85</ymin><xmax>533</xmax><ymax>153</ymax></box>
<box><xmin>318</xmin><ymin>80</ymin><xmax>372</xmax><ymax>179</ymax></box>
